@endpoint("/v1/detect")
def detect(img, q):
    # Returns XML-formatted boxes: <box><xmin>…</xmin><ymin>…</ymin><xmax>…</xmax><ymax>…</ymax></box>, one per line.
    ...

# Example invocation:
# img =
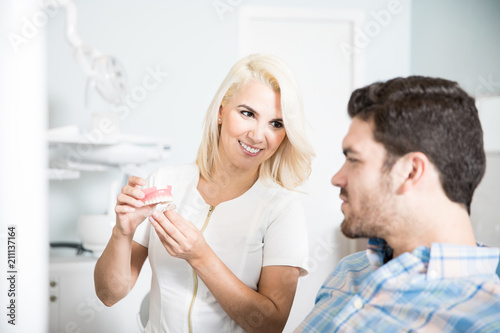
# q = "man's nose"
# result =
<box><xmin>331</xmin><ymin>167</ymin><xmax>345</xmax><ymax>188</ymax></box>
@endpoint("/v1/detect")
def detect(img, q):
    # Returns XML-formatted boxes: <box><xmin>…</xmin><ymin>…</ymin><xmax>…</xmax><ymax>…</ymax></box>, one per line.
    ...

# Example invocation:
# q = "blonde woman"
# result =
<box><xmin>95</xmin><ymin>54</ymin><xmax>314</xmax><ymax>333</ymax></box>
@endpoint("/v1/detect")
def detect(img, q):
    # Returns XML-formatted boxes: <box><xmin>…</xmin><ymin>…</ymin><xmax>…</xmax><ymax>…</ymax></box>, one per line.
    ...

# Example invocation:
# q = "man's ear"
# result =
<box><xmin>398</xmin><ymin>152</ymin><xmax>429</xmax><ymax>194</ymax></box>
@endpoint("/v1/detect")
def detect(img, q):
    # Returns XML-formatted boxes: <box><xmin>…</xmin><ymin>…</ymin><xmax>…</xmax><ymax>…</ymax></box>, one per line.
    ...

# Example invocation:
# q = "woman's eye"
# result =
<box><xmin>271</xmin><ymin>121</ymin><xmax>283</xmax><ymax>129</ymax></box>
<box><xmin>241</xmin><ymin>110</ymin><xmax>254</xmax><ymax>118</ymax></box>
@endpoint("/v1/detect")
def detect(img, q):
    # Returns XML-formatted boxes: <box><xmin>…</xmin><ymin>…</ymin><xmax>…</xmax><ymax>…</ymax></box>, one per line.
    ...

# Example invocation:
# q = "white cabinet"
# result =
<box><xmin>49</xmin><ymin>254</ymin><xmax>151</xmax><ymax>333</ymax></box>
<box><xmin>47</xmin><ymin>124</ymin><xmax>165</xmax><ymax>332</ymax></box>
<box><xmin>48</xmin><ymin>124</ymin><xmax>172</xmax><ymax>180</ymax></box>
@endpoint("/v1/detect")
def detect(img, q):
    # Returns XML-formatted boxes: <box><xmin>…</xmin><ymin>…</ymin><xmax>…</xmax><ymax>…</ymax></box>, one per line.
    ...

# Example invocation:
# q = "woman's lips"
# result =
<box><xmin>239</xmin><ymin>141</ymin><xmax>262</xmax><ymax>156</ymax></box>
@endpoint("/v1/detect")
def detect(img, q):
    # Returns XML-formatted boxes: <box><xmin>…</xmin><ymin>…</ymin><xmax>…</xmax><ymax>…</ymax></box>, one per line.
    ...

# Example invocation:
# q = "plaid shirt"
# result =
<box><xmin>296</xmin><ymin>238</ymin><xmax>500</xmax><ymax>333</ymax></box>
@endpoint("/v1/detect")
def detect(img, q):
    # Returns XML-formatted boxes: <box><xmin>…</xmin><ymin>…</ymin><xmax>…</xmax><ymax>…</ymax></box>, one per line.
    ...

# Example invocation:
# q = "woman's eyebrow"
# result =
<box><xmin>238</xmin><ymin>104</ymin><xmax>283</xmax><ymax>122</ymax></box>
<box><xmin>238</xmin><ymin>104</ymin><xmax>257</xmax><ymax>114</ymax></box>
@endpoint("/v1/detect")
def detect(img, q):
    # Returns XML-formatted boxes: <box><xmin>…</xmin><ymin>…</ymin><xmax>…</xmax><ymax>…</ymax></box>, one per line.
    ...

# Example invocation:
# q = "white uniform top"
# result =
<box><xmin>133</xmin><ymin>164</ymin><xmax>309</xmax><ymax>333</ymax></box>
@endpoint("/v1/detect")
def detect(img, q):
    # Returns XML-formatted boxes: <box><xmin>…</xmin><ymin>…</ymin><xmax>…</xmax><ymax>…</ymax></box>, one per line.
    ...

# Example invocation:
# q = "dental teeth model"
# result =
<box><xmin>141</xmin><ymin>186</ymin><xmax>173</xmax><ymax>205</ymax></box>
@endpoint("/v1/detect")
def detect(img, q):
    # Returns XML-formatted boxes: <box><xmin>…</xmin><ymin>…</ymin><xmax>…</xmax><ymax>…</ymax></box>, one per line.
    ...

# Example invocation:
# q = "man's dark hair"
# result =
<box><xmin>348</xmin><ymin>76</ymin><xmax>485</xmax><ymax>214</ymax></box>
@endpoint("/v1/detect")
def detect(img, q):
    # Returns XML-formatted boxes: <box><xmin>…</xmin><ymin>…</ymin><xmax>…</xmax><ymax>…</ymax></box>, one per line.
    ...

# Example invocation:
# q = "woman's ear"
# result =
<box><xmin>218</xmin><ymin>105</ymin><xmax>223</xmax><ymax>124</ymax></box>
<box><xmin>398</xmin><ymin>152</ymin><xmax>428</xmax><ymax>194</ymax></box>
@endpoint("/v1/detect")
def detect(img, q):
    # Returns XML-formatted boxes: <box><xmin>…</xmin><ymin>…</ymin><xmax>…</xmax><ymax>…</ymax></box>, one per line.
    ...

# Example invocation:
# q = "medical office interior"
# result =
<box><xmin>0</xmin><ymin>0</ymin><xmax>499</xmax><ymax>332</ymax></box>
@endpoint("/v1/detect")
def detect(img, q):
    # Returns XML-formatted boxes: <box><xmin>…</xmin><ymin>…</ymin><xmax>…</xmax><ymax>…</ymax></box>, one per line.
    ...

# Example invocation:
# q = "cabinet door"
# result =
<box><xmin>49</xmin><ymin>257</ymin><xmax>151</xmax><ymax>333</ymax></box>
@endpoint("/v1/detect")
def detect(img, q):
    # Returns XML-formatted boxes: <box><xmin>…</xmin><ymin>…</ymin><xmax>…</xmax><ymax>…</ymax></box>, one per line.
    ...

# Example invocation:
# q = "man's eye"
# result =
<box><xmin>347</xmin><ymin>157</ymin><xmax>357</xmax><ymax>163</ymax></box>
<box><xmin>271</xmin><ymin>121</ymin><xmax>283</xmax><ymax>129</ymax></box>
<box><xmin>241</xmin><ymin>110</ymin><xmax>254</xmax><ymax>118</ymax></box>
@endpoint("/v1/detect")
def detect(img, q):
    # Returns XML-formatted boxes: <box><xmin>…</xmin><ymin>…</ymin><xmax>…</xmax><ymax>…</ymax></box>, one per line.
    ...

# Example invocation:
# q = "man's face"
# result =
<box><xmin>331</xmin><ymin>117</ymin><xmax>397</xmax><ymax>239</ymax></box>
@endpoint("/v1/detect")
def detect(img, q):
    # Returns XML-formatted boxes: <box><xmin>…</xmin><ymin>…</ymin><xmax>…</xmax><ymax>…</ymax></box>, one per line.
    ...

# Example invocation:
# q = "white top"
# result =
<box><xmin>133</xmin><ymin>164</ymin><xmax>309</xmax><ymax>333</ymax></box>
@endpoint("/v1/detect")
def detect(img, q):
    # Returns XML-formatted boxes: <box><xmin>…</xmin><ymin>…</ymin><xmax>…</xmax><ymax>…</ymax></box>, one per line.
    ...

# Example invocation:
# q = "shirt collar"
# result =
<box><xmin>366</xmin><ymin>238</ymin><xmax>500</xmax><ymax>279</ymax></box>
<box><xmin>366</xmin><ymin>238</ymin><xmax>393</xmax><ymax>269</ymax></box>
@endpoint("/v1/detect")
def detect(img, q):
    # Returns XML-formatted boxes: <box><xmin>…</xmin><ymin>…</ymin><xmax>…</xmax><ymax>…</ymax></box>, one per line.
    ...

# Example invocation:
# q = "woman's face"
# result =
<box><xmin>218</xmin><ymin>80</ymin><xmax>286</xmax><ymax>174</ymax></box>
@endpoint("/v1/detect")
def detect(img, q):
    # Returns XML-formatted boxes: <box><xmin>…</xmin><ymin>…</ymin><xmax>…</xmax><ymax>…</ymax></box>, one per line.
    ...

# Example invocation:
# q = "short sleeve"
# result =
<box><xmin>262</xmin><ymin>197</ymin><xmax>309</xmax><ymax>276</ymax></box>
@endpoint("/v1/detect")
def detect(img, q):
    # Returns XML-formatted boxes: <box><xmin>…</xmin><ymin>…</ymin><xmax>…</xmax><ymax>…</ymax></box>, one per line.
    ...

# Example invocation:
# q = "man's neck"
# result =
<box><xmin>385</xmin><ymin>202</ymin><xmax>477</xmax><ymax>259</ymax></box>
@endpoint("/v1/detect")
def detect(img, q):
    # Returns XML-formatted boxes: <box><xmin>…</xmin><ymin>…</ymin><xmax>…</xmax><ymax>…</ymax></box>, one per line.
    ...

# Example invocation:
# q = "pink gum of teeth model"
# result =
<box><xmin>141</xmin><ymin>186</ymin><xmax>173</xmax><ymax>205</ymax></box>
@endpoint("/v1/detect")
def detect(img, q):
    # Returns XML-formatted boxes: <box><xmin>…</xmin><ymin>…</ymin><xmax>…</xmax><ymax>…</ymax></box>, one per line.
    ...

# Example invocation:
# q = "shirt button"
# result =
<box><xmin>353</xmin><ymin>298</ymin><xmax>364</xmax><ymax>310</ymax></box>
<box><xmin>428</xmin><ymin>269</ymin><xmax>438</xmax><ymax>279</ymax></box>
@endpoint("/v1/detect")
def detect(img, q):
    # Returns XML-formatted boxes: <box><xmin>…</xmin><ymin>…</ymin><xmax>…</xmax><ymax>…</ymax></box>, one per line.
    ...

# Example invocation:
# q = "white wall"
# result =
<box><xmin>411</xmin><ymin>0</ymin><xmax>500</xmax><ymax>96</ymax></box>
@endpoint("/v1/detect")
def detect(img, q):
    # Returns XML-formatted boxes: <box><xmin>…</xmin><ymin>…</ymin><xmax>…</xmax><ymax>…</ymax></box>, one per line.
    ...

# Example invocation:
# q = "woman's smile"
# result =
<box><xmin>239</xmin><ymin>140</ymin><xmax>262</xmax><ymax>155</ymax></box>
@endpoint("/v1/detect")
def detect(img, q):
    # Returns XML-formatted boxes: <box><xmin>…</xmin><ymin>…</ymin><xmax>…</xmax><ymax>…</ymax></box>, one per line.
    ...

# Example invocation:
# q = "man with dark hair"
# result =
<box><xmin>296</xmin><ymin>76</ymin><xmax>500</xmax><ymax>332</ymax></box>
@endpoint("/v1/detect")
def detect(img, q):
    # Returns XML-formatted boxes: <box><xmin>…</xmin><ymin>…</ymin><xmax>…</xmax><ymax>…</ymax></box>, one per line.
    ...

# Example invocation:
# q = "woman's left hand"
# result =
<box><xmin>149</xmin><ymin>210</ymin><xmax>209</xmax><ymax>263</ymax></box>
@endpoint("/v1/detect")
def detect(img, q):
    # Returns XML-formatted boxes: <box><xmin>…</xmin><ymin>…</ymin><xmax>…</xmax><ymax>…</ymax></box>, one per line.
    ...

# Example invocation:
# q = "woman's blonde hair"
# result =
<box><xmin>196</xmin><ymin>54</ymin><xmax>314</xmax><ymax>190</ymax></box>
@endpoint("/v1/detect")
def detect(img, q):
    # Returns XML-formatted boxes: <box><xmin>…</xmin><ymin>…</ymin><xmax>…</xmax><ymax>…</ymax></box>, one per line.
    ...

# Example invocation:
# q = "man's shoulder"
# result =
<box><xmin>336</xmin><ymin>251</ymin><xmax>371</xmax><ymax>273</ymax></box>
<box><xmin>322</xmin><ymin>251</ymin><xmax>371</xmax><ymax>287</ymax></box>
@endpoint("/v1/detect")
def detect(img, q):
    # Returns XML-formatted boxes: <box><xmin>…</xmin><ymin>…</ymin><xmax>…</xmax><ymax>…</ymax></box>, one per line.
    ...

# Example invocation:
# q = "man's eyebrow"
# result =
<box><xmin>343</xmin><ymin>147</ymin><xmax>358</xmax><ymax>156</ymax></box>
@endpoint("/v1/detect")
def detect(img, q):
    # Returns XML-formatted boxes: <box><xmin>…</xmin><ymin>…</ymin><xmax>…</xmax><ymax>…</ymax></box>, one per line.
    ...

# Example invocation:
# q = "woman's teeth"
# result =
<box><xmin>239</xmin><ymin>141</ymin><xmax>261</xmax><ymax>154</ymax></box>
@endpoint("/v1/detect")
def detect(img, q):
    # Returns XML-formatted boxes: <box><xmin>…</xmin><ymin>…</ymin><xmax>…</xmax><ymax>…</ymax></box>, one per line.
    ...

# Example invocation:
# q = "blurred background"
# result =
<box><xmin>1</xmin><ymin>0</ymin><xmax>499</xmax><ymax>332</ymax></box>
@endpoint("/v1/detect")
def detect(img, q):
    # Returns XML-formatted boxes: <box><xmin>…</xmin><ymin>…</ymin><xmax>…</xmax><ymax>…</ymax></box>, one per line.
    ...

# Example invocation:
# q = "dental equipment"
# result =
<box><xmin>61</xmin><ymin>0</ymin><xmax>128</xmax><ymax>105</ymax></box>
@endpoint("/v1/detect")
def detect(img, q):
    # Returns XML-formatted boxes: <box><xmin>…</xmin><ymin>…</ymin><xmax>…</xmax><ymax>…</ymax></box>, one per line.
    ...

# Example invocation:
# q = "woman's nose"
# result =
<box><xmin>248</xmin><ymin>122</ymin><xmax>265</xmax><ymax>143</ymax></box>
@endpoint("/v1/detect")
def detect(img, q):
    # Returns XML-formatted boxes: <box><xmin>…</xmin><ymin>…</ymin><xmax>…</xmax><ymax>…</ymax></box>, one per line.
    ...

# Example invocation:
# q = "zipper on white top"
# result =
<box><xmin>188</xmin><ymin>205</ymin><xmax>215</xmax><ymax>333</ymax></box>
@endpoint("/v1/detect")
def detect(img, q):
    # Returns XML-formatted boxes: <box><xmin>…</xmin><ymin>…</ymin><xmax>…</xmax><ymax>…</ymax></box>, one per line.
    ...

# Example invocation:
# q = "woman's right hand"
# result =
<box><xmin>114</xmin><ymin>176</ymin><xmax>154</xmax><ymax>238</ymax></box>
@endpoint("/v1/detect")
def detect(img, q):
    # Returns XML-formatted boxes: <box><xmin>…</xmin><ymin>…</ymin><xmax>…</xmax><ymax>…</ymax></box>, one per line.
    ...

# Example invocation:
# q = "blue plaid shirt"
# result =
<box><xmin>296</xmin><ymin>238</ymin><xmax>500</xmax><ymax>332</ymax></box>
